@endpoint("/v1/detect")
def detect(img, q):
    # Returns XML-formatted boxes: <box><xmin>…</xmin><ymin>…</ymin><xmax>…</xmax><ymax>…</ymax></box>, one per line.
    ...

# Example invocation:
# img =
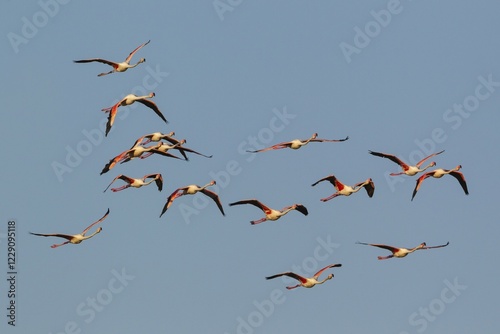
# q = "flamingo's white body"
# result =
<box><xmin>30</xmin><ymin>209</ymin><xmax>110</xmax><ymax>248</ymax></box>
<box><xmin>74</xmin><ymin>40</ymin><xmax>150</xmax><ymax>76</ymax></box>
<box><xmin>160</xmin><ymin>181</ymin><xmax>225</xmax><ymax>217</ymax></box>
<box><xmin>266</xmin><ymin>264</ymin><xmax>342</xmax><ymax>289</ymax></box>
<box><xmin>247</xmin><ymin>133</ymin><xmax>348</xmax><ymax>153</ymax></box>
<box><xmin>356</xmin><ymin>241</ymin><xmax>449</xmax><ymax>260</ymax></box>
<box><xmin>102</xmin><ymin>92</ymin><xmax>167</xmax><ymax>136</ymax></box>
<box><xmin>228</xmin><ymin>199</ymin><xmax>308</xmax><ymax>225</ymax></box>
<box><xmin>311</xmin><ymin>175</ymin><xmax>374</xmax><ymax>201</ymax></box>
<box><xmin>369</xmin><ymin>150</ymin><xmax>445</xmax><ymax>176</ymax></box>
<box><xmin>411</xmin><ymin>165</ymin><xmax>468</xmax><ymax>200</ymax></box>
<box><xmin>104</xmin><ymin>174</ymin><xmax>163</xmax><ymax>192</ymax></box>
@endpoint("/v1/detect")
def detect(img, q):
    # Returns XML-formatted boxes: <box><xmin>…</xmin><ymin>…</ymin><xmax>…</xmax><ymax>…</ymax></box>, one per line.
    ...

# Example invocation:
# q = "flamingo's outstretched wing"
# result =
<box><xmin>136</xmin><ymin>99</ymin><xmax>168</xmax><ymax>123</ymax></box>
<box><xmin>145</xmin><ymin>174</ymin><xmax>163</xmax><ymax>192</ymax></box>
<box><xmin>29</xmin><ymin>232</ymin><xmax>74</xmax><ymax>241</ymax></box>
<box><xmin>293</xmin><ymin>204</ymin><xmax>308</xmax><ymax>216</ymax></box>
<box><xmin>422</xmin><ymin>242</ymin><xmax>449</xmax><ymax>250</ymax></box>
<box><xmin>81</xmin><ymin>208</ymin><xmax>110</xmax><ymax>235</ymax></box>
<box><xmin>368</xmin><ymin>151</ymin><xmax>408</xmax><ymax>169</ymax></box>
<box><xmin>415</xmin><ymin>150</ymin><xmax>445</xmax><ymax>167</ymax></box>
<box><xmin>150</xmin><ymin>149</ymin><xmax>183</xmax><ymax>160</ymax></box>
<box><xmin>160</xmin><ymin>187</ymin><xmax>185</xmax><ymax>217</ymax></box>
<box><xmin>265</xmin><ymin>272</ymin><xmax>307</xmax><ymax>283</ymax></box>
<box><xmin>229</xmin><ymin>199</ymin><xmax>270</xmax><ymax>213</ymax></box>
<box><xmin>103</xmin><ymin>174</ymin><xmax>132</xmax><ymax>192</ymax></box>
<box><xmin>364</xmin><ymin>179</ymin><xmax>375</xmax><ymax>197</ymax></box>
<box><xmin>310</xmin><ymin>136</ymin><xmax>349</xmax><ymax>143</ymax></box>
<box><xmin>449</xmin><ymin>171</ymin><xmax>469</xmax><ymax>195</ymax></box>
<box><xmin>103</xmin><ymin>103</ymin><xmax>120</xmax><ymax>136</ymax></box>
<box><xmin>73</xmin><ymin>58</ymin><xmax>118</xmax><ymax>67</ymax></box>
<box><xmin>200</xmin><ymin>189</ymin><xmax>225</xmax><ymax>216</ymax></box>
<box><xmin>354</xmin><ymin>179</ymin><xmax>375</xmax><ymax>197</ymax></box>
<box><xmin>356</xmin><ymin>241</ymin><xmax>400</xmax><ymax>253</ymax></box>
<box><xmin>124</xmin><ymin>40</ymin><xmax>150</xmax><ymax>63</ymax></box>
<box><xmin>311</xmin><ymin>175</ymin><xmax>338</xmax><ymax>187</ymax></box>
<box><xmin>246</xmin><ymin>141</ymin><xmax>291</xmax><ymax>153</ymax></box>
<box><xmin>313</xmin><ymin>264</ymin><xmax>342</xmax><ymax>279</ymax></box>
<box><xmin>100</xmin><ymin>152</ymin><xmax>127</xmax><ymax>175</ymax></box>
<box><xmin>411</xmin><ymin>172</ymin><xmax>434</xmax><ymax>200</ymax></box>
<box><xmin>175</xmin><ymin>145</ymin><xmax>213</xmax><ymax>159</ymax></box>
<box><xmin>312</xmin><ymin>175</ymin><xmax>346</xmax><ymax>194</ymax></box>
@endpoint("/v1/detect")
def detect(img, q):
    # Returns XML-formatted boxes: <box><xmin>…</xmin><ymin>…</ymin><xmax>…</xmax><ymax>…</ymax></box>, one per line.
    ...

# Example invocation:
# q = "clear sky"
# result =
<box><xmin>1</xmin><ymin>1</ymin><xmax>499</xmax><ymax>333</ymax></box>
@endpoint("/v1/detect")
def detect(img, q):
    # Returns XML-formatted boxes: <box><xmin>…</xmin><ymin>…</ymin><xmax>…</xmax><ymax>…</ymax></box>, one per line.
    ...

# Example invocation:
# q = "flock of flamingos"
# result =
<box><xmin>30</xmin><ymin>41</ymin><xmax>468</xmax><ymax>289</ymax></box>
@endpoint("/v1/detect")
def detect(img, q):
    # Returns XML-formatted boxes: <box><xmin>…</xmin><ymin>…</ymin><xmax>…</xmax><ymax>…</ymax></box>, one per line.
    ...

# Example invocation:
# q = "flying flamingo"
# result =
<box><xmin>100</xmin><ymin>142</ymin><xmax>181</xmax><ymax>175</ymax></box>
<box><xmin>138</xmin><ymin>140</ymin><xmax>184</xmax><ymax>160</ymax></box>
<box><xmin>311</xmin><ymin>174</ymin><xmax>374</xmax><ymax>201</ymax></box>
<box><xmin>103</xmin><ymin>174</ymin><xmax>163</xmax><ymax>192</ymax></box>
<box><xmin>140</xmin><ymin>132</ymin><xmax>213</xmax><ymax>159</ymax></box>
<box><xmin>411</xmin><ymin>165</ymin><xmax>468</xmax><ymax>201</ymax></box>
<box><xmin>369</xmin><ymin>150</ymin><xmax>445</xmax><ymax>176</ymax></box>
<box><xmin>102</xmin><ymin>92</ymin><xmax>167</xmax><ymax>136</ymax></box>
<box><xmin>160</xmin><ymin>180</ymin><xmax>225</xmax><ymax>217</ymax></box>
<box><xmin>140</xmin><ymin>139</ymin><xmax>212</xmax><ymax>160</ymax></box>
<box><xmin>228</xmin><ymin>199</ymin><xmax>308</xmax><ymax>225</ymax></box>
<box><xmin>247</xmin><ymin>133</ymin><xmax>348</xmax><ymax>153</ymax></box>
<box><xmin>356</xmin><ymin>241</ymin><xmax>449</xmax><ymax>260</ymax></box>
<box><xmin>30</xmin><ymin>209</ymin><xmax>110</xmax><ymax>248</ymax></box>
<box><xmin>74</xmin><ymin>40</ymin><xmax>150</xmax><ymax>76</ymax></box>
<box><xmin>119</xmin><ymin>142</ymin><xmax>183</xmax><ymax>164</ymax></box>
<box><xmin>266</xmin><ymin>264</ymin><xmax>342</xmax><ymax>289</ymax></box>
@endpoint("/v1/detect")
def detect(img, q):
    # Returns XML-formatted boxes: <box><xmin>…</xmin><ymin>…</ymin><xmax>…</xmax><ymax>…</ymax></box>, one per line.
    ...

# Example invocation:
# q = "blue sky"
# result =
<box><xmin>1</xmin><ymin>1</ymin><xmax>500</xmax><ymax>333</ymax></box>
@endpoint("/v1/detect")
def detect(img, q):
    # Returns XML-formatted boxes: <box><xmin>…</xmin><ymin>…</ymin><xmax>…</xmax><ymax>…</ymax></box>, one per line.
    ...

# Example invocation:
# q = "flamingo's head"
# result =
<box><xmin>326</xmin><ymin>274</ymin><xmax>334</xmax><ymax>280</ymax></box>
<box><xmin>149</xmin><ymin>92</ymin><xmax>156</xmax><ymax>98</ymax></box>
<box><xmin>96</xmin><ymin>227</ymin><xmax>103</xmax><ymax>233</ymax></box>
<box><xmin>419</xmin><ymin>242</ymin><xmax>426</xmax><ymax>249</ymax></box>
<box><xmin>167</xmin><ymin>131</ymin><xmax>175</xmax><ymax>137</ymax></box>
<box><xmin>210</xmin><ymin>180</ymin><xmax>216</xmax><ymax>186</ymax></box>
<box><xmin>430</xmin><ymin>161</ymin><xmax>437</xmax><ymax>167</ymax></box>
<box><xmin>456</xmin><ymin>165</ymin><xmax>462</xmax><ymax>170</ymax></box>
<box><xmin>312</xmin><ymin>133</ymin><xmax>318</xmax><ymax>139</ymax></box>
<box><xmin>139</xmin><ymin>57</ymin><xmax>146</xmax><ymax>63</ymax></box>
<box><xmin>180</xmin><ymin>139</ymin><xmax>187</xmax><ymax>145</ymax></box>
